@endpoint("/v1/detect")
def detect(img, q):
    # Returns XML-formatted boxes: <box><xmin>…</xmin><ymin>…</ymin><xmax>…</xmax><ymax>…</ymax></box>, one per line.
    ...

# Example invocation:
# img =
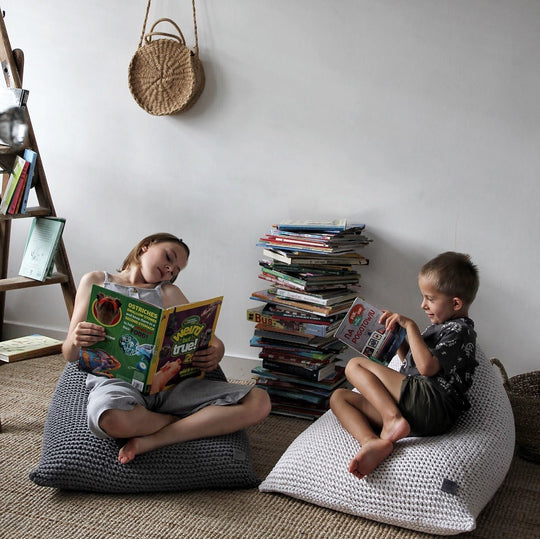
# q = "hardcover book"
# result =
<box><xmin>334</xmin><ymin>297</ymin><xmax>407</xmax><ymax>365</ymax></box>
<box><xmin>80</xmin><ymin>284</ymin><xmax>222</xmax><ymax>395</ymax></box>
<box><xmin>19</xmin><ymin>149</ymin><xmax>38</xmax><ymax>214</ymax></box>
<box><xmin>0</xmin><ymin>334</ymin><xmax>63</xmax><ymax>363</ymax></box>
<box><xmin>0</xmin><ymin>154</ymin><xmax>26</xmax><ymax>214</ymax></box>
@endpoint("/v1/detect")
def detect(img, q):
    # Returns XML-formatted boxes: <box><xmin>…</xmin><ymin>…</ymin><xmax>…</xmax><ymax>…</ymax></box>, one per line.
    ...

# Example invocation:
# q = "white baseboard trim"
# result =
<box><xmin>2</xmin><ymin>321</ymin><xmax>67</xmax><ymax>341</ymax></box>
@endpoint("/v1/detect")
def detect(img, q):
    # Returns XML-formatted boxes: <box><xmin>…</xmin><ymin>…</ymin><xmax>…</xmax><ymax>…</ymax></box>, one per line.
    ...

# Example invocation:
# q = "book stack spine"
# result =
<box><xmin>248</xmin><ymin>219</ymin><xmax>372</xmax><ymax>420</ymax></box>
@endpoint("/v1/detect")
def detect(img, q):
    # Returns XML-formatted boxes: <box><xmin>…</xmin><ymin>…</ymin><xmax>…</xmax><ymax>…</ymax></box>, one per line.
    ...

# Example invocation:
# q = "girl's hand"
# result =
<box><xmin>193</xmin><ymin>340</ymin><xmax>224</xmax><ymax>372</ymax></box>
<box><xmin>72</xmin><ymin>321</ymin><xmax>106</xmax><ymax>348</ymax></box>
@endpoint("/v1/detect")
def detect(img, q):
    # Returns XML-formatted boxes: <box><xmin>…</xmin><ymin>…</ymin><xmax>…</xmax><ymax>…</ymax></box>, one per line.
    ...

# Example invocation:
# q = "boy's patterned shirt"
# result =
<box><xmin>400</xmin><ymin>317</ymin><xmax>478</xmax><ymax>410</ymax></box>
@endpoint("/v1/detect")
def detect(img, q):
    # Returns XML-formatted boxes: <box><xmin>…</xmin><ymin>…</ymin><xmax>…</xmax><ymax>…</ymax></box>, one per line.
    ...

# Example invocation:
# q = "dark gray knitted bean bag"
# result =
<box><xmin>30</xmin><ymin>362</ymin><xmax>259</xmax><ymax>492</ymax></box>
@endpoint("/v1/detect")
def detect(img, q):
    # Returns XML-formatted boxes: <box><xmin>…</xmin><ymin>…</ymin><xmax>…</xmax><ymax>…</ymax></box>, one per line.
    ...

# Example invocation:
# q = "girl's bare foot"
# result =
<box><xmin>349</xmin><ymin>438</ymin><xmax>393</xmax><ymax>479</ymax></box>
<box><xmin>118</xmin><ymin>437</ymin><xmax>145</xmax><ymax>464</ymax></box>
<box><xmin>380</xmin><ymin>416</ymin><xmax>410</xmax><ymax>443</ymax></box>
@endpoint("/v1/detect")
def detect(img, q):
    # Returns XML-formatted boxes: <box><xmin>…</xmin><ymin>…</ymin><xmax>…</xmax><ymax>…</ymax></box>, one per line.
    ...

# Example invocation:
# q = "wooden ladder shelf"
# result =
<box><xmin>0</xmin><ymin>9</ymin><xmax>75</xmax><ymax>338</ymax></box>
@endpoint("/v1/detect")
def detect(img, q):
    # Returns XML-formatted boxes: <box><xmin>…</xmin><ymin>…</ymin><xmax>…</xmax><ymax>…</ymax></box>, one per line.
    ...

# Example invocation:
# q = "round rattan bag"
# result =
<box><xmin>128</xmin><ymin>18</ymin><xmax>204</xmax><ymax>115</ymax></box>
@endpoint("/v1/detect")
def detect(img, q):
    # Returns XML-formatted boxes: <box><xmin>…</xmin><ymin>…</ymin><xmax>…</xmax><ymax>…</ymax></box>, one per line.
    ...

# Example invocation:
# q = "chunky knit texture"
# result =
<box><xmin>259</xmin><ymin>347</ymin><xmax>515</xmax><ymax>535</ymax></box>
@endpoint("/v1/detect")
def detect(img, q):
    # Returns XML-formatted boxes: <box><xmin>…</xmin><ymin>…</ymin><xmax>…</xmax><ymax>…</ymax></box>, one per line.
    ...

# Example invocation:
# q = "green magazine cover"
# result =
<box><xmin>79</xmin><ymin>284</ymin><xmax>222</xmax><ymax>394</ymax></box>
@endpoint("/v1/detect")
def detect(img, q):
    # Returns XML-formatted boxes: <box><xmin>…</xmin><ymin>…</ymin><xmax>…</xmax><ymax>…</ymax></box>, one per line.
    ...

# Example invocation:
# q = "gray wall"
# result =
<box><xmin>4</xmin><ymin>0</ymin><xmax>539</xmax><ymax>376</ymax></box>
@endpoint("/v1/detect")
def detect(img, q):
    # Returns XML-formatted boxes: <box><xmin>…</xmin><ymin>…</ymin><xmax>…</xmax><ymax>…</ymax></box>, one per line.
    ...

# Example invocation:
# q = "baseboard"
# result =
<box><xmin>1</xmin><ymin>321</ymin><xmax>67</xmax><ymax>342</ymax></box>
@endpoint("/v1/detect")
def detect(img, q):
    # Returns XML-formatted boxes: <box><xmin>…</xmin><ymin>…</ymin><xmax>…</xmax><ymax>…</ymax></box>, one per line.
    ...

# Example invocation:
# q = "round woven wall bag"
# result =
<box><xmin>128</xmin><ymin>1</ymin><xmax>204</xmax><ymax>115</ymax></box>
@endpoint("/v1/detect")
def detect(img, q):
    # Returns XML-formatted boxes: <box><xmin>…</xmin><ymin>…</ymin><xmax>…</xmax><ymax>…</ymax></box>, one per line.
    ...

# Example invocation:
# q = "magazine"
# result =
<box><xmin>334</xmin><ymin>298</ymin><xmax>406</xmax><ymax>365</ymax></box>
<box><xmin>79</xmin><ymin>284</ymin><xmax>222</xmax><ymax>394</ymax></box>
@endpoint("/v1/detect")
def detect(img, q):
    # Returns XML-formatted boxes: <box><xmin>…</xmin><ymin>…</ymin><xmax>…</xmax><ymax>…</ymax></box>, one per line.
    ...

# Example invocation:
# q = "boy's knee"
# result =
<box><xmin>345</xmin><ymin>356</ymin><xmax>365</xmax><ymax>377</ymax></box>
<box><xmin>330</xmin><ymin>387</ymin><xmax>348</xmax><ymax>410</ymax></box>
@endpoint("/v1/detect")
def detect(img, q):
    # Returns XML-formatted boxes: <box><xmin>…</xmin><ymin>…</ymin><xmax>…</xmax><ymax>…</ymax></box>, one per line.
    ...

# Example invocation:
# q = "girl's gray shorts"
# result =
<box><xmin>86</xmin><ymin>374</ymin><xmax>252</xmax><ymax>439</ymax></box>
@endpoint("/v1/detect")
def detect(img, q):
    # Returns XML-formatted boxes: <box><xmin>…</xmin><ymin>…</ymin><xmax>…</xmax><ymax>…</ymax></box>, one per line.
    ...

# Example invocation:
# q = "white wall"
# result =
<box><xmin>3</xmin><ymin>0</ymin><xmax>539</xmax><ymax>376</ymax></box>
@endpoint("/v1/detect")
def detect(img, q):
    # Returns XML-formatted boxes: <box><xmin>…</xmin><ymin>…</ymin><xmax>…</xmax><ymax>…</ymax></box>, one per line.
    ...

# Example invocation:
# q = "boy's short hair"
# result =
<box><xmin>419</xmin><ymin>252</ymin><xmax>479</xmax><ymax>306</ymax></box>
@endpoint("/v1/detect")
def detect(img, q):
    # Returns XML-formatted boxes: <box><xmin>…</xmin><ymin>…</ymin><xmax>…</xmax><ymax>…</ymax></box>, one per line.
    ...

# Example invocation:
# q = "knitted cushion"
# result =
<box><xmin>259</xmin><ymin>347</ymin><xmax>515</xmax><ymax>535</ymax></box>
<box><xmin>29</xmin><ymin>363</ymin><xmax>259</xmax><ymax>493</ymax></box>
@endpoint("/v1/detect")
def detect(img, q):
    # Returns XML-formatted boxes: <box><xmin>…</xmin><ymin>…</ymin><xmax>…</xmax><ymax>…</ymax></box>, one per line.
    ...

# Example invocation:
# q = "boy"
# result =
<box><xmin>330</xmin><ymin>251</ymin><xmax>479</xmax><ymax>479</ymax></box>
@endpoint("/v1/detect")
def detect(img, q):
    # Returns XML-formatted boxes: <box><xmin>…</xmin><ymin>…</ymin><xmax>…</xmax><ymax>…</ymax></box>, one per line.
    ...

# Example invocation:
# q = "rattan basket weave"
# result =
<box><xmin>491</xmin><ymin>357</ymin><xmax>540</xmax><ymax>463</ymax></box>
<box><xmin>128</xmin><ymin>1</ymin><xmax>204</xmax><ymax>115</ymax></box>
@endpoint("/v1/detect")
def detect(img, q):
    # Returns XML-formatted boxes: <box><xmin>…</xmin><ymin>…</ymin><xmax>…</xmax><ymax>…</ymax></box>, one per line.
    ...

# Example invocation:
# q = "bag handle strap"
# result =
<box><xmin>138</xmin><ymin>0</ymin><xmax>199</xmax><ymax>56</ymax></box>
<box><xmin>145</xmin><ymin>18</ymin><xmax>186</xmax><ymax>46</ymax></box>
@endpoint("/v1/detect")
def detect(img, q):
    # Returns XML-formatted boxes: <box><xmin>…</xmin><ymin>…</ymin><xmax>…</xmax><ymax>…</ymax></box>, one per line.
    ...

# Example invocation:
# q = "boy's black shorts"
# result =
<box><xmin>398</xmin><ymin>375</ymin><xmax>464</xmax><ymax>436</ymax></box>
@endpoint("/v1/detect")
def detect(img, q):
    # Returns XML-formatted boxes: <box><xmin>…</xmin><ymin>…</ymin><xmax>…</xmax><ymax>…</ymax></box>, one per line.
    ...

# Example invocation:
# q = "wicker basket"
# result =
<box><xmin>128</xmin><ymin>1</ymin><xmax>204</xmax><ymax>115</ymax></box>
<box><xmin>491</xmin><ymin>357</ymin><xmax>540</xmax><ymax>463</ymax></box>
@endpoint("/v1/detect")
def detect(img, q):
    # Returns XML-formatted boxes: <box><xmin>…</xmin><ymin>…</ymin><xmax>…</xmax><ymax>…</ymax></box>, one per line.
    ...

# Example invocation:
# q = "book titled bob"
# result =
<box><xmin>79</xmin><ymin>284</ymin><xmax>222</xmax><ymax>394</ymax></box>
<box><xmin>334</xmin><ymin>298</ymin><xmax>406</xmax><ymax>365</ymax></box>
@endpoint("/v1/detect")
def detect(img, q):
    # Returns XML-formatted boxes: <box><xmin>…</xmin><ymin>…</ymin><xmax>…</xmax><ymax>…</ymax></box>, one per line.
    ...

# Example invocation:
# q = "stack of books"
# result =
<box><xmin>248</xmin><ymin>219</ymin><xmax>372</xmax><ymax>420</ymax></box>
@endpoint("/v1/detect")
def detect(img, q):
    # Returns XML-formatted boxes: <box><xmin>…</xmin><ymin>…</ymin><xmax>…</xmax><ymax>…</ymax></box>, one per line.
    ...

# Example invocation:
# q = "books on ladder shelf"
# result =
<box><xmin>0</xmin><ymin>149</ymin><xmax>38</xmax><ymax>215</ymax></box>
<box><xmin>248</xmin><ymin>219</ymin><xmax>372</xmax><ymax>420</ymax></box>
<box><xmin>18</xmin><ymin>216</ymin><xmax>66</xmax><ymax>281</ymax></box>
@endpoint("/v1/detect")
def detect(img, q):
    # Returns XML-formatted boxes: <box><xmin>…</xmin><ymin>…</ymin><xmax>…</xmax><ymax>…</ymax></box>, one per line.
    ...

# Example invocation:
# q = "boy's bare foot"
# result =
<box><xmin>380</xmin><ymin>416</ymin><xmax>410</xmax><ymax>443</ymax></box>
<box><xmin>349</xmin><ymin>438</ymin><xmax>393</xmax><ymax>479</ymax></box>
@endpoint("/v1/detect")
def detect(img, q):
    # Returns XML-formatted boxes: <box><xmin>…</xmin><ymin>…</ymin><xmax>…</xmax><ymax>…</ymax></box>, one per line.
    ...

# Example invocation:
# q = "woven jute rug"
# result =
<box><xmin>1</xmin><ymin>355</ymin><xmax>538</xmax><ymax>538</ymax></box>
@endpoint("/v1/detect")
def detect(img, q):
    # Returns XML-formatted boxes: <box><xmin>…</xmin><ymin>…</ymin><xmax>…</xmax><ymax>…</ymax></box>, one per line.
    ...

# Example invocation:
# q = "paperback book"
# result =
<box><xmin>18</xmin><ymin>217</ymin><xmax>65</xmax><ymax>281</ymax></box>
<box><xmin>334</xmin><ymin>297</ymin><xmax>407</xmax><ymax>365</ymax></box>
<box><xmin>80</xmin><ymin>284</ymin><xmax>222</xmax><ymax>394</ymax></box>
<box><xmin>0</xmin><ymin>334</ymin><xmax>63</xmax><ymax>363</ymax></box>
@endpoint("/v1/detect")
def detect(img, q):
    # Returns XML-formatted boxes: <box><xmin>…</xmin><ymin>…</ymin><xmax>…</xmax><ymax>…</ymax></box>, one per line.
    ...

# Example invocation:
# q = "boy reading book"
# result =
<box><xmin>330</xmin><ymin>252</ymin><xmax>479</xmax><ymax>479</ymax></box>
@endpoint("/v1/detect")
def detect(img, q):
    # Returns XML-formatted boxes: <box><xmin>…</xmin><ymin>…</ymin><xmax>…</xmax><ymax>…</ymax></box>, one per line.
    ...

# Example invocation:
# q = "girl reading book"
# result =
<box><xmin>63</xmin><ymin>232</ymin><xmax>271</xmax><ymax>464</ymax></box>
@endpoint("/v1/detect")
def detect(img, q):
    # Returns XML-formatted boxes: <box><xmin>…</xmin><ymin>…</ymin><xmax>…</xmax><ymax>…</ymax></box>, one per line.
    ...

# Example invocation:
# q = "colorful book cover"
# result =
<box><xmin>334</xmin><ymin>297</ymin><xmax>407</xmax><ymax>365</ymax></box>
<box><xmin>80</xmin><ymin>284</ymin><xmax>222</xmax><ymax>395</ymax></box>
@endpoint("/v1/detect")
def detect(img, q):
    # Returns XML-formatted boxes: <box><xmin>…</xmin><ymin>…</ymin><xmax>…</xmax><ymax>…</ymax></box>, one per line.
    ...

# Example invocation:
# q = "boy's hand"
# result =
<box><xmin>379</xmin><ymin>310</ymin><xmax>414</xmax><ymax>332</ymax></box>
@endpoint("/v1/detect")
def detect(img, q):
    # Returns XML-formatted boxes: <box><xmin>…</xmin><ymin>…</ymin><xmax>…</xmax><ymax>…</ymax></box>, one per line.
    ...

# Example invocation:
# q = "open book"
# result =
<box><xmin>334</xmin><ymin>298</ymin><xmax>406</xmax><ymax>365</ymax></box>
<box><xmin>79</xmin><ymin>284</ymin><xmax>222</xmax><ymax>394</ymax></box>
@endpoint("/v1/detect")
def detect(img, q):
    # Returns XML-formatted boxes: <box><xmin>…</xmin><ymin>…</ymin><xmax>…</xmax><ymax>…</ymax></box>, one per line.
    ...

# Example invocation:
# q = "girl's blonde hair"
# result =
<box><xmin>119</xmin><ymin>233</ymin><xmax>190</xmax><ymax>283</ymax></box>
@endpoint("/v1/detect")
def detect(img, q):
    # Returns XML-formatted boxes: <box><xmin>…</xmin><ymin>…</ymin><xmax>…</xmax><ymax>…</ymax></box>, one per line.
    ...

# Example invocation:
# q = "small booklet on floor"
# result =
<box><xmin>334</xmin><ymin>297</ymin><xmax>406</xmax><ymax>365</ymax></box>
<box><xmin>79</xmin><ymin>284</ymin><xmax>223</xmax><ymax>394</ymax></box>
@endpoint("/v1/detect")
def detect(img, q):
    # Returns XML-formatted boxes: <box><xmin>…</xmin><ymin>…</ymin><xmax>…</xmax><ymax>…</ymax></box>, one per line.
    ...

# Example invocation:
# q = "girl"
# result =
<box><xmin>63</xmin><ymin>232</ymin><xmax>271</xmax><ymax>464</ymax></box>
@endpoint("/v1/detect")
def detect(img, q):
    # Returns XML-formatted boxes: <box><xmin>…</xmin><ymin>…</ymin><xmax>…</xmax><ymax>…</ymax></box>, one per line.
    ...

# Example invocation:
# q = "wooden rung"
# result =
<box><xmin>0</xmin><ymin>272</ymin><xmax>69</xmax><ymax>292</ymax></box>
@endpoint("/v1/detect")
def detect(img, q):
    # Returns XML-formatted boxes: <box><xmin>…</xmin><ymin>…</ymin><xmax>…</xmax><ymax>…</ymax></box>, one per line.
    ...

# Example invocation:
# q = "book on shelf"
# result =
<box><xmin>334</xmin><ymin>297</ymin><xmax>407</xmax><ymax>366</ymax></box>
<box><xmin>251</xmin><ymin>333</ymin><xmax>345</xmax><ymax>354</ymax></box>
<box><xmin>262</xmin><ymin>248</ymin><xmax>369</xmax><ymax>266</ymax></box>
<box><xmin>253</xmin><ymin>324</ymin><xmax>338</xmax><ymax>348</ymax></box>
<box><xmin>250</xmin><ymin>289</ymin><xmax>352</xmax><ymax>317</ymax></box>
<box><xmin>7</xmin><ymin>160</ymin><xmax>30</xmax><ymax>214</ymax></box>
<box><xmin>0</xmin><ymin>334</ymin><xmax>63</xmax><ymax>363</ymax></box>
<box><xmin>0</xmin><ymin>154</ymin><xmax>26</xmax><ymax>214</ymax></box>
<box><xmin>258</xmin><ymin>264</ymin><xmax>360</xmax><ymax>291</ymax></box>
<box><xmin>252</xmin><ymin>365</ymin><xmax>346</xmax><ymax>390</ymax></box>
<box><xmin>275</xmin><ymin>219</ymin><xmax>362</xmax><ymax>232</ymax></box>
<box><xmin>246</xmin><ymin>305</ymin><xmax>341</xmax><ymax>337</ymax></box>
<box><xmin>261</xmin><ymin>357</ymin><xmax>339</xmax><ymax>382</ymax></box>
<box><xmin>18</xmin><ymin>216</ymin><xmax>66</xmax><ymax>281</ymax></box>
<box><xmin>79</xmin><ymin>284</ymin><xmax>222</xmax><ymax>395</ymax></box>
<box><xmin>271</xmin><ymin>286</ymin><xmax>358</xmax><ymax>307</ymax></box>
<box><xmin>259</xmin><ymin>348</ymin><xmax>338</xmax><ymax>364</ymax></box>
<box><xmin>19</xmin><ymin>149</ymin><xmax>38</xmax><ymax>214</ymax></box>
